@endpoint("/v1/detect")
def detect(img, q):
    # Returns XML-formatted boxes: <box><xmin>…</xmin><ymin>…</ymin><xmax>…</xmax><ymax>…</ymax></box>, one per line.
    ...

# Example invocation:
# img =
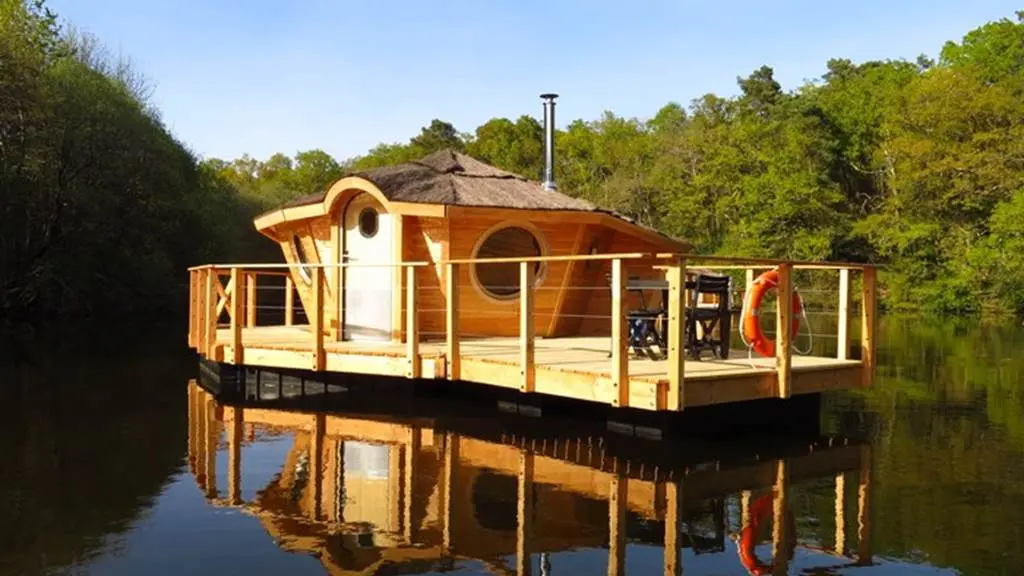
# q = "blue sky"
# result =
<box><xmin>47</xmin><ymin>0</ymin><xmax>1022</xmax><ymax>163</ymax></box>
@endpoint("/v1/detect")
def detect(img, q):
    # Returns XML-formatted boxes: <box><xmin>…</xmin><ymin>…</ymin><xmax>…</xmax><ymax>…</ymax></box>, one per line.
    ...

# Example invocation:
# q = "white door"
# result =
<box><xmin>342</xmin><ymin>194</ymin><xmax>394</xmax><ymax>341</ymax></box>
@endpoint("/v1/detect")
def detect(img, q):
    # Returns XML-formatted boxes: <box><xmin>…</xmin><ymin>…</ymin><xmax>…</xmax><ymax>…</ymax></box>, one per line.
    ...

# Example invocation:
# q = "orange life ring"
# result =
<box><xmin>738</xmin><ymin>492</ymin><xmax>796</xmax><ymax>575</ymax></box>
<box><xmin>742</xmin><ymin>268</ymin><xmax>802</xmax><ymax>357</ymax></box>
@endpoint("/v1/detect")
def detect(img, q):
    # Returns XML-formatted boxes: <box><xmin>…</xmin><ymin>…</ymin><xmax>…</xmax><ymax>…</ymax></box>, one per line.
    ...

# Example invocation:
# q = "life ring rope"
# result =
<box><xmin>738</xmin><ymin>267</ymin><xmax>814</xmax><ymax>359</ymax></box>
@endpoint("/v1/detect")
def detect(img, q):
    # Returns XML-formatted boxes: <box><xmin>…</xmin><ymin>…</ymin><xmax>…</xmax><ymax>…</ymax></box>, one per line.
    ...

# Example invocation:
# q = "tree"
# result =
<box><xmin>940</xmin><ymin>11</ymin><xmax>1024</xmax><ymax>85</ymax></box>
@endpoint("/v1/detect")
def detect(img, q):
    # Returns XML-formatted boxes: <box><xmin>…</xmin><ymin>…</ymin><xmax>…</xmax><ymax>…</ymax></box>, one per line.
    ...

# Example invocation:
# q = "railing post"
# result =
<box><xmin>608</xmin><ymin>465</ymin><xmax>627</xmax><ymax>576</ymax></box>
<box><xmin>610</xmin><ymin>258</ymin><xmax>629</xmax><ymax>407</ymax></box>
<box><xmin>245</xmin><ymin>272</ymin><xmax>256</xmax><ymax>328</ymax></box>
<box><xmin>520</xmin><ymin>261</ymin><xmax>535</xmax><ymax>393</ymax></box>
<box><xmin>311</xmin><ymin>267</ymin><xmax>325</xmax><ymax>371</ymax></box>
<box><xmin>835</xmin><ymin>472</ymin><xmax>846</xmax><ymax>555</ymax></box>
<box><xmin>188</xmin><ymin>270</ymin><xmax>196</xmax><ymax>348</ymax></box>
<box><xmin>446</xmin><ymin>263</ymin><xmax>460</xmax><ymax>380</ymax></box>
<box><xmin>775</xmin><ymin>263</ymin><xmax>793</xmax><ymax>399</ymax></box>
<box><xmin>857</xmin><ymin>445</ymin><xmax>873</xmax><ymax>566</ymax></box>
<box><xmin>860</xmin><ymin>267</ymin><xmax>877</xmax><ymax>387</ymax></box>
<box><xmin>745</xmin><ymin>268</ymin><xmax>755</xmax><ymax>297</ymax></box>
<box><xmin>663</xmin><ymin>479</ymin><xmax>682</xmax><ymax>576</ymax></box>
<box><xmin>516</xmin><ymin>452</ymin><xmax>534</xmax><ymax>576</ymax></box>
<box><xmin>666</xmin><ymin>259</ymin><xmax>687</xmax><ymax>411</ymax></box>
<box><xmin>771</xmin><ymin>459</ymin><xmax>790</xmax><ymax>565</ymax></box>
<box><xmin>205</xmin><ymin>267</ymin><xmax>217</xmax><ymax>359</ymax></box>
<box><xmin>198</xmin><ymin>268</ymin><xmax>208</xmax><ymax>352</ymax></box>
<box><xmin>284</xmin><ymin>274</ymin><xmax>295</xmax><ymax>326</ymax></box>
<box><xmin>230</xmin><ymin>268</ymin><xmax>245</xmax><ymax>364</ymax></box>
<box><xmin>228</xmin><ymin>406</ymin><xmax>243</xmax><ymax>505</ymax></box>
<box><xmin>406</xmin><ymin>266</ymin><xmax>419</xmax><ymax>379</ymax></box>
<box><xmin>838</xmin><ymin>269</ymin><xmax>851</xmax><ymax>360</ymax></box>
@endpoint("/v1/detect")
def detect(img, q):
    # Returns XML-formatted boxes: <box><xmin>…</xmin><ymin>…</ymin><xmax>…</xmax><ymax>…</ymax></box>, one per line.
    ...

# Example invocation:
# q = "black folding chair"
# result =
<box><xmin>685</xmin><ymin>274</ymin><xmax>732</xmax><ymax>360</ymax></box>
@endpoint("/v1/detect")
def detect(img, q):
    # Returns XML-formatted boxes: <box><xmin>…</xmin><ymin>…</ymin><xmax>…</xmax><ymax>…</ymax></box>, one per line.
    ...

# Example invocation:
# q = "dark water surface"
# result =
<box><xmin>2</xmin><ymin>317</ymin><xmax>1022</xmax><ymax>575</ymax></box>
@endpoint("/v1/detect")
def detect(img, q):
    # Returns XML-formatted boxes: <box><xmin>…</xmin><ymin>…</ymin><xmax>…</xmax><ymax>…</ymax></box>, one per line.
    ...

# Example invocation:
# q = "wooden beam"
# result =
<box><xmin>311</xmin><ymin>267</ymin><xmax>325</xmax><ymax>371</ymax></box>
<box><xmin>860</xmin><ymin>267</ymin><xmax>877</xmax><ymax>387</ymax></box>
<box><xmin>857</xmin><ymin>445</ymin><xmax>872</xmax><ymax>566</ymax></box>
<box><xmin>204</xmin><ymin>268</ymin><xmax>217</xmax><ymax>358</ymax></box>
<box><xmin>245</xmin><ymin>272</ymin><xmax>256</xmax><ymax>327</ymax></box>
<box><xmin>447</xmin><ymin>205</ymin><xmax>601</xmax><ymax>224</ymax></box>
<box><xmin>204</xmin><ymin>397</ymin><xmax>218</xmax><ymax>498</ymax></box>
<box><xmin>331</xmin><ymin>214</ymin><xmax>342</xmax><ymax>340</ymax></box>
<box><xmin>745</xmin><ymin>268</ymin><xmax>755</xmax><ymax>295</ymax></box>
<box><xmin>666</xmin><ymin>259</ymin><xmax>687</xmax><ymax>411</ymax></box>
<box><xmin>441</xmin><ymin>433</ymin><xmax>457</xmax><ymax>553</ymax></box>
<box><xmin>406</xmin><ymin>266</ymin><xmax>420</xmax><ymax>379</ymax></box>
<box><xmin>838</xmin><ymin>269</ymin><xmax>850</xmax><ymax>360</ymax></box>
<box><xmin>310</xmin><ymin>413</ymin><xmax>325</xmax><ymax>521</ymax></box>
<box><xmin>610</xmin><ymin>259</ymin><xmax>629</xmax><ymax>407</ymax></box>
<box><xmin>389</xmin><ymin>201</ymin><xmax>447</xmax><ymax>218</ymax></box>
<box><xmin>517</xmin><ymin>451</ymin><xmax>534</xmax><ymax>576</ymax></box>
<box><xmin>608</xmin><ymin>468</ymin><xmax>627</xmax><ymax>576</ymax></box>
<box><xmin>772</xmin><ymin>458</ymin><xmax>789</xmax><ymax>564</ymax></box>
<box><xmin>188</xmin><ymin>271</ymin><xmax>196</xmax><ymax>348</ymax></box>
<box><xmin>775</xmin><ymin>263</ymin><xmax>793</xmax><ymax>399</ymax></box>
<box><xmin>835</xmin><ymin>472</ymin><xmax>846</xmax><ymax>555</ymax></box>
<box><xmin>228</xmin><ymin>406</ymin><xmax>243</xmax><ymax>505</ymax></box>
<box><xmin>389</xmin><ymin>445</ymin><xmax>402</xmax><ymax>532</ymax></box>
<box><xmin>392</xmin><ymin>215</ymin><xmax>404</xmax><ymax>342</ymax></box>
<box><xmin>663</xmin><ymin>480</ymin><xmax>682</xmax><ymax>576</ymax></box>
<box><xmin>520</xmin><ymin>262</ymin><xmax>535</xmax><ymax>393</ymax></box>
<box><xmin>284</xmin><ymin>275</ymin><xmax>295</xmax><ymax>326</ymax></box>
<box><xmin>403</xmin><ymin>426</ymin><xmax>421</xmax><ymax>542</ymax></box>
<box><xmin>192</xmin><ymin>271</ymin><xmax>201</xmax><ymax>350</ymax></box>
<box><xmin>548</xmin><ymin>223</ymin><xmax>589</xmax><ymax>335</ymax></box>
<box><xmin>230</xmin><ymin>268</ymin><xmax>245</xmax><ymax>364</ymax></box>
<box><xmin>446</xmin><ymin>263</ymin><xmax>460</xmax><ymax>381</ymax></box>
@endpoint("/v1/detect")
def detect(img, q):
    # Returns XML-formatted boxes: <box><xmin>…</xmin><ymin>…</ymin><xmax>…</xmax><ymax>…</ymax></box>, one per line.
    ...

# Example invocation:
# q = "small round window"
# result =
<box><xmin>473</xmin><ymin>225</ymin><xmax>544</xmax><ymax>300</ymax></box>
<box><xmin>291</xmin><ymin>235</ymin><xmax>312</xmax><ymax>284</ymax></box>
<box><xmin>358</xmin><ymin>207</ymin><xmax>379</xmax><ymax>238</ymax></box>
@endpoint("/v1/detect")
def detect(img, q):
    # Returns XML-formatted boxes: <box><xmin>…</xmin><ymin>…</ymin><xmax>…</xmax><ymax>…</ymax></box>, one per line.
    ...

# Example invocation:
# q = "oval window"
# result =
<box><xmin>473</xmin><ymin>225</ymin><xmax>544</xmax><ymax>299</ymax></box>
<box><xmin>359</xmin><ymin>207</ymin><xmax>379</xmax><ymax>238</ymax></box>
<box><xmin>291</xmin><ymin>235</ymin><xmax>312</xmax><ymax>284</ymax></box>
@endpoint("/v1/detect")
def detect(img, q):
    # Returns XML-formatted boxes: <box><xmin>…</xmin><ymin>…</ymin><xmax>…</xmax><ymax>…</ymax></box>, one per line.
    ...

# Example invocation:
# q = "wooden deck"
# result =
<box><xmin>210</xmin><ymin>325</ymin><xmax>865</xmax><ymax>411</ymax></box>
<box><xmin>188</xmin><ymin>253</ymin><xmax>878</xmax><ymax>412</ymax></box>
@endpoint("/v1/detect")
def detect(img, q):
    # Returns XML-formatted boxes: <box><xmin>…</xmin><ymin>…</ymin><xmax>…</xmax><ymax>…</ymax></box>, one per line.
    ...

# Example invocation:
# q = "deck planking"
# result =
<box><xmin>211</xmin><ymin>325</ymin><xmax>864</xmax><ymax>411</ymax></box>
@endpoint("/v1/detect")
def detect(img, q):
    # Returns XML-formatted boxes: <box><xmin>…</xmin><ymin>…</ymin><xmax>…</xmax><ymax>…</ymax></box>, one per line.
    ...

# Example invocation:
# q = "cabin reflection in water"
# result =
<box><xmin>186</xmin><ymin>380</ymin><xmax>873</xmax><ymax>575</ymax></box>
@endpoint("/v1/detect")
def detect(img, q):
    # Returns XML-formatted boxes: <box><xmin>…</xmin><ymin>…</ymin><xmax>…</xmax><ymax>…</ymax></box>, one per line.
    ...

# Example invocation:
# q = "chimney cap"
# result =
<box><xmin>540</xmin><ymin>93</ymin><xmax>559</xmax><ymax>100</ymax></box>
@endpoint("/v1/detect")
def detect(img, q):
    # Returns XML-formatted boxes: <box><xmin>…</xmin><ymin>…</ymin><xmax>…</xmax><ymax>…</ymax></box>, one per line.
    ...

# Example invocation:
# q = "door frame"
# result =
<box><xmin>338</xmin><ymin>192</ymin><xmax>403</xmax><ymax>342</ymax></box>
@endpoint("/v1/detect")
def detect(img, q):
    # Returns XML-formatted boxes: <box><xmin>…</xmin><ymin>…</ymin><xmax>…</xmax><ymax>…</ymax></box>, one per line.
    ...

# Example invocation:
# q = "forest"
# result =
<box><xmin>2</xmin><ymin>0</ymin><xmax>1024</xmax><ymax>332</ymax></box>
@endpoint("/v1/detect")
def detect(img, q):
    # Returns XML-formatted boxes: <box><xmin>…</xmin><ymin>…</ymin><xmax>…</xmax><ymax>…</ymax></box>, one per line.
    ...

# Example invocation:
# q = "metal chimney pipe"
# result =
<box><xmin>540</xmin><ymin>93</ymin><xmax>558</xmax><ymax>191</ymax></box>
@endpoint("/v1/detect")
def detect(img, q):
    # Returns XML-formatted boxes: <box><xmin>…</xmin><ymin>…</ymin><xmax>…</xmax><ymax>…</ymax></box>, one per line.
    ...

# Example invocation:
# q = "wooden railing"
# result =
<box><xmin>188</xmin><ymin>253</ymin><xmax>878</xmax><ymax>410</ymax></box>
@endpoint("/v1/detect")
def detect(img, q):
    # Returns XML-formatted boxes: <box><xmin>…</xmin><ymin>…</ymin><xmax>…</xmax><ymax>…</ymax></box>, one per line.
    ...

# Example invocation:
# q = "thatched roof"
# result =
<box><xmin>266</xmin><ymin>149</ymin><xmax>684</xmax><ymax>246</ymax></box>
<box><xmin>278</xmin><ymin>149</ymin><xmax>601</xmax><ymax>211</ymax></box>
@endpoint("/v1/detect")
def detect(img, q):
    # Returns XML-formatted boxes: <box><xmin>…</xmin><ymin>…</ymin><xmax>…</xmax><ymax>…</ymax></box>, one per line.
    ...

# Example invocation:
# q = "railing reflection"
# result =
<box><xmin>186</xmin><ymin>378</ymin><xmax>873</xmax><ymax>575</ymax></box>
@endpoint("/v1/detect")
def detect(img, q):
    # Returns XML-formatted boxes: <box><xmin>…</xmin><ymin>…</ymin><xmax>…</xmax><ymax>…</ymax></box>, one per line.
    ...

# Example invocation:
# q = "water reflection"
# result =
<box><xmin>186</xmin><ymin>376</ymin><xmax>889</xmax><ymax>575</ymax></box>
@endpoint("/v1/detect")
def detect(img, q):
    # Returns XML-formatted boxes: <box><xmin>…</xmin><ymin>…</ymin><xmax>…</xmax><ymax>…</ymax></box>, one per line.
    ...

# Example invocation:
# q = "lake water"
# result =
<box><xmin>2</xmin><ymin>316</ymin><xmax>1022</xmax><ymax>576</ymax></box>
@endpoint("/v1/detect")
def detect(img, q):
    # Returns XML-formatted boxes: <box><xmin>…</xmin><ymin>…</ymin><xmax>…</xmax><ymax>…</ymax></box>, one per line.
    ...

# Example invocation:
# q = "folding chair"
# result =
<box><xmin>685</xmin><ymin>274</ymin><xmax>732</xmax><ymax>360</ymax></box>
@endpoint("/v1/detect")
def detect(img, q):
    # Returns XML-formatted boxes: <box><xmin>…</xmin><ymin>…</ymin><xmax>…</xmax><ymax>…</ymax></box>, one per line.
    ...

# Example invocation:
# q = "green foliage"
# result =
<box><xmin>6</xmin><ymin>0</ymin><xmax>1024</xmax><ymax>324</ymax></box>
<box><xmin>333</xmin><ymin>9</ymin><xmax>1024</xmax><ymax>317</ymax></box>
<box><xmin>940</xmin><ymin>11</ymin><xmax>1024</xmax><ymax>85</ymax></box>
<box><xmin>0</xmin><ymin>0</ymin><xmax>274</xmax><ymax>324</ymax></box>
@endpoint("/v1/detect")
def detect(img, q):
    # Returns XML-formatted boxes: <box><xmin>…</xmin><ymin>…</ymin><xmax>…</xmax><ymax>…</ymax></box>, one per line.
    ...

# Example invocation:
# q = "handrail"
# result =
<box><xmin>655</xmin><ymin>253</ymin><xmax>882</xmax><ymax>271</ymax></box>
<box><xmin>187</xmin><ymin>261</ymin><xmax>432</xmax><ymax>271</ymax></box>
<box><xmin>187</xmin><ymin>253</ymin><xmax>880</xmax><ymax>272</ymax></box>
<box><xmin>187</xmin><ymin>251</ymin><xmax>878</xmax><ymax>409</ymax></box>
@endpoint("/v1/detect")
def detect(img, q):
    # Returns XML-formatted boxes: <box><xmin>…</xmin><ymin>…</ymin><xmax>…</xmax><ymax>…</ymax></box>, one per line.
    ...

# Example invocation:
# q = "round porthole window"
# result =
<box><xmin>291</xmin><ymin>234</ymin><xmax>312</xmax><ymax>284</ymax></box>
<box><xmin>358</xmin><ymin>207</ymin><xmax>379</xmax><ymax>238</ymax></box>
<box><xmin>472</xmin><ymin>225</ymin><xmax>545</xmax><ymax>300</ymax></box>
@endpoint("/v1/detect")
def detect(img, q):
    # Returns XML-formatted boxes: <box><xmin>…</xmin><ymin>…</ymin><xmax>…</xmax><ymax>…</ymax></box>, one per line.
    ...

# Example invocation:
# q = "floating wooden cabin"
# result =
<box><xmin>188</xmin><ymin>96</ymin><xmax>878</xmax><ymax>414</ymax></box>
<box><xmin>187</xmin><ymin>379</ymin><xmax>874</xmax><ymax>575</ymax></box>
